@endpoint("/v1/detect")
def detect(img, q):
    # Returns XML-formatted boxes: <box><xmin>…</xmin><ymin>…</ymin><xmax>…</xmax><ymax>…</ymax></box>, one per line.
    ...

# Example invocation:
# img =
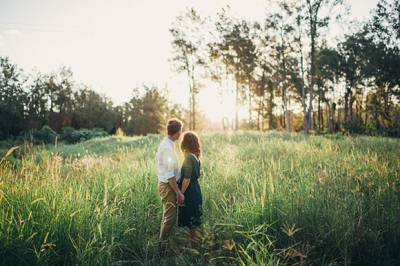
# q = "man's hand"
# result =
<box><xmin>176</xmin><ymin>191</ymin><xmax>185</xmax><ymax>206</ymax></box>
<box><xmin>167</xmin><ymin>176</ymin><xmax>184</xmax><ymax>205</ymax></box>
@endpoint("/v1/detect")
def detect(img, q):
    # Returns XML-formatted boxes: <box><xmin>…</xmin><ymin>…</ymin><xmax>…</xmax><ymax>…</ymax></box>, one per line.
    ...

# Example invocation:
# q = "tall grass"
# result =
<box><xmin>0</xmin><ymin>131</ymin><xmax>399</xmax><ymax>265</ymax></box>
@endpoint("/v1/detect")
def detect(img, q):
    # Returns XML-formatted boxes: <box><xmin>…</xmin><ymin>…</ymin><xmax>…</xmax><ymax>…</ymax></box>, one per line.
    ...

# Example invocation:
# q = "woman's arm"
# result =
<box><xmin>181</xmin><ymin>177</ymin><xmax>190</xmax><ymax>193</ymax></box>
<box><xmin>180</xmin><ymin>155</ymin><xmax>194</xmax><ymax>194</ymax></box>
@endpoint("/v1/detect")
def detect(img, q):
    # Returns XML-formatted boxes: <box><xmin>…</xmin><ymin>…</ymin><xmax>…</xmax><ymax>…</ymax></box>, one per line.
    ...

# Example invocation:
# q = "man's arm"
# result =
<box><xmin>163</xmin><ymin>147</ymin><xmax>184</xmax><ymax>204</ymax></box>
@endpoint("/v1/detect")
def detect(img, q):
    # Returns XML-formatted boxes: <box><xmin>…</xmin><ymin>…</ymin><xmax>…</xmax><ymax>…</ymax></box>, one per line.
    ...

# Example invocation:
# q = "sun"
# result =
<box><xmin>198</xmin><ymin>85</ymin><xmax>237</xmax><ymax>122</ymax></box>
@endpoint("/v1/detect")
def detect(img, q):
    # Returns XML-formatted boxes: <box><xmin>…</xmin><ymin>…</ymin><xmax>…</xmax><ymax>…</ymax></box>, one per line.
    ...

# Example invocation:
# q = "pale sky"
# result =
<box><xmin>0</xmin><ymin>0</ymin><xmax>377</xmax><ymax>121</ymax></box>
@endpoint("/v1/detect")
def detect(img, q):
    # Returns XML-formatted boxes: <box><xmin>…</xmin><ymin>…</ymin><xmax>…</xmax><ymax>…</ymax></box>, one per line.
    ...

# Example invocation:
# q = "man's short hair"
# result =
<box><xmin>167</xmin><ymin>118</ymin><xmax>183</xmax><ymax>136</ymax></box>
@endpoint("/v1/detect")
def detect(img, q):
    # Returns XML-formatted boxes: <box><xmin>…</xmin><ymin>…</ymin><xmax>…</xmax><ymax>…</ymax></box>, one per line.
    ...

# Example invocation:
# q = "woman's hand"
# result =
<box><xmin>181</xmin><ymin>178</ymin><xmax>190</xmax><ymax>194</ymax></box>
<box><xmin>176</xmin><ymin>191</ymin><xmax>185</xmax><ymax>206</ymax></box>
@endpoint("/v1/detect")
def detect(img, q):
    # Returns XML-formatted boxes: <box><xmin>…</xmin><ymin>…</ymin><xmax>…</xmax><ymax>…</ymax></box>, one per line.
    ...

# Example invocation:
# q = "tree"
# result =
<box><xmin>72</xmin><ymin>86</ymin><xmax>118</xmax><ymax>132</ymax></box>
<box><xmin>26</xmin><ymin>72</ymin><xmax>48</xmax><ymax>130</ymax></box>
<box><xmin>211</xmin><ymin>8</ymin><xmax>240</xmax><ymax>130</ymax></box>
<box><xmin>334</xmin><ymin>0</ymin><xmax>400</xmax><ymax>135</ymax></box>
<box><xmin>170</xmin><ymin>8</ymin><xmax>206</xmax><ymax>130</ymax></box>
<box><xmin>338</xmin><ymin>30</ymin><xmax>371</xmax><ymax>129</ymax></box>
<box><xmin>124</xmin><ymin>86</ymin><xmax>169</xmax><ymax>135</ymax></box>
<box><xmin>303</xmin><ymin>0</ymin><xmax>344</xmax><ymax>133</ymax></box>
<box><xmin>265</xmin><ymin>2</ymin><xmax>299</xmax><ymax>132</ymax></box>
<box><xmin>292</xmin><ymin>10</ymin><xmax>309</xmax><ymax>134</ymax></box>
<box><xmin>42</xmin><ymin>67</ymin><xmax>75</xmax><ymax>131</ymax></box>
<box><xmin>211</xmin><ymin>10</ymin><xmax>259</xmax><ymax>130</ymax></box>
<box><xmin>237</xmin><ymin>20</ymin><xmax>258</xmax><ymax>126</ymax></box>
<box><xmin>0</xmin><ymin>57</ymin><xmax>27</xmax><ymax>138</ymax></box>
<box><xmin>370</xmin><ymin>0</ymin><xmax>400</xmax><ymax>49</ymax></box>
<box><xmin>315</xmin><ymin>46</ymin><xmax>341</xmax><ymax>132</ymax></box>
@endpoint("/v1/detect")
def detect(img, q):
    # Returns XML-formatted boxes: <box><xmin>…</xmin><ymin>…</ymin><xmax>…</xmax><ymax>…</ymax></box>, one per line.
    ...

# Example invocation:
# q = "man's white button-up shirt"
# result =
<box><xmin>156</xmin><ymin>137</ymin><xmax>180</xmax><ymax>183</ymax></box>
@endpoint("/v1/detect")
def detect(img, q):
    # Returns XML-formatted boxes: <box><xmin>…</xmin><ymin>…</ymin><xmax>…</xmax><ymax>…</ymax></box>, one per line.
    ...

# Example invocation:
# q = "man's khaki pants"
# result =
<box><xmin>159</xmin><ymin>181</ymin><xmax>177</xmax><ymax>243</ymax></box>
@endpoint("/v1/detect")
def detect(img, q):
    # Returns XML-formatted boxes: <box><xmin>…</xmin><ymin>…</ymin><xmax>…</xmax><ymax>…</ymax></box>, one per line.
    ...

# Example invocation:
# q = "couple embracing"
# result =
<box><xmin>156</xmin><ymin>118</ymin><xmax>203</xmax><ymax>252</ymax></box>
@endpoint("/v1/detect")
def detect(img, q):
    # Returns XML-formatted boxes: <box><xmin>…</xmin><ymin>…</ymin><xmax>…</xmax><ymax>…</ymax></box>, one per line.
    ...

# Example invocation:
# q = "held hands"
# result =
<box><xmin>176</xmin><ymin>191</ymin><xmax>185</xmax><ymax>206</ymax></box>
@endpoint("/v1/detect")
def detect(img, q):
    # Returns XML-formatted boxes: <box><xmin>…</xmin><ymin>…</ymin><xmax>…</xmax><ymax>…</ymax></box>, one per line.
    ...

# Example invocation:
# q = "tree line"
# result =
<box><xmin>1</xmin><ymin>0</ymin><xmax>399</xmax><ymax>139</ymax></box>
<box><xmin>170</xmin><ymin>0</ymin><xmax>400</xmax><ymax>136</ymax></box>
<box><xmin>0</xmin><ymin>59</ymin><xmax>189</xmax><ymax>140</ymax></box>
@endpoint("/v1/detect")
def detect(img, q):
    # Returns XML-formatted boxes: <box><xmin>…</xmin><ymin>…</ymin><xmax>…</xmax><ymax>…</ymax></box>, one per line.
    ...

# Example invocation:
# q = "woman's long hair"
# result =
<box><xmin>180</xmin><ymin>131</ymin><xmax>201</xmax><ymax>159</ymax></box>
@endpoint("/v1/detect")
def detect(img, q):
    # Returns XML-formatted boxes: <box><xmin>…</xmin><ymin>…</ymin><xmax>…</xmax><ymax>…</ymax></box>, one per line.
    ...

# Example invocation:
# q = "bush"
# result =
<box><xmin>345</xmin><ymin>117</ymin><xmax>365</xmax><ymax>134</ymax></box>
<box><xmin>387</xmin><ymin>112</ymin><xmax>400</xmax><ymax>137</ymax></box>
<box><xmin>72</xmin><ymin>129</ymin><xmax>91</xmax><ymax>143</ymax></box>
<box><xmin>61</xmin><ymin>127</ymin><xmax>108</xmax><ymax>143</ymax></box>
<box><xmin>90</xmin><ymin>127</ymin><xmax>108</xmax><ymax>138</ymax></box>
<box><xmin>61</xmin><ymin>127</ymin><xmax>75</xmax><ymax>143</ymax></box>
<box><xmin>33</xmin><ymin>125</ymin><xmax>58</xmax><ymax>144</ymax></box>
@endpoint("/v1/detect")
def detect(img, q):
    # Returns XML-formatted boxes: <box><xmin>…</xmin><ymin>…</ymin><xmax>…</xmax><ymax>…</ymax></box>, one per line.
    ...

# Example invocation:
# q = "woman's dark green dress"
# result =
<box><xmin>177</xmin><ymin>153</ymin><xmax>202</xmax><ymax>229</ymax></box>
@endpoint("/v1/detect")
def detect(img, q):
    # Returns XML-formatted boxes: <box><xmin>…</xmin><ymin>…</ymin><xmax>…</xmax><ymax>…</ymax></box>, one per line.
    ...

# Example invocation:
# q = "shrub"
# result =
<box><xmin>345</xmin><ymin>117</ymin><xmax>365</xmax><ymax>134</ymax></box>
<box><xmin>61</xmin><ymin>127</ymin><xmax>75</xmax><ymax>143</ymax></box>
<box><xmin>33</xmin><ymin>125</ymin><xmax>58</xmax><ymax>144</ymax></box>
<box><xmin>61</xmin><ymin>127</ymin><xmax>108</xmax><ymax>143</ymax></box>
<box><xmin>387</xmin><ymin>113</ymin><xmax>400</xmax><ymax>137</ymax></box>
<box><xmin>90</xmin><ymin>127</ymin><xmax>108</xmax><ymax>138</ymax></box>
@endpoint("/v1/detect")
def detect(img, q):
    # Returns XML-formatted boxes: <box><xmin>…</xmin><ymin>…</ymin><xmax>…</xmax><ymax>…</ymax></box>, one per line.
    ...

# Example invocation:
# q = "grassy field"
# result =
<box><xmin>0</xmin><ymin>131</ymin><xmax>399</xmax><ymax>265</ymax></box>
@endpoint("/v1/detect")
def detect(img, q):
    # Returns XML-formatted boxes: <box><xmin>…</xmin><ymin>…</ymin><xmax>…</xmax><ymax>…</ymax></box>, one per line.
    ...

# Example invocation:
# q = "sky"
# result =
<box><xmin>0</xmin><ymin>0</ymin><xmax>378</xmax><ymax>121</ymax></box>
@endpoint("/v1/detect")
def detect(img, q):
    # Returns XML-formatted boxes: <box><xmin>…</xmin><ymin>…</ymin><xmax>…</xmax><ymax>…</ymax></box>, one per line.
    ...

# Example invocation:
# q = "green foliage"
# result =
<box><xmin>0</xmin><ymin>57</ymin><xmax>27</xmax><ymax>138</ymax></box>
<box><xmin>0</xmin><ymin>60</ymin><xmax>122</xmax><ymax>139</ymax></box>
<box><xmin>170</xmin><ymin>8</ymin><xmax>207</xmax><ymax>130</ymax></box>
<box><xmin>61</xmin><ymin>127</ymin><xmax>108</xmax><ymax>144</ymax></box>
<box><xmin>60</xmin><ymin>127</ymin><xmax>75</xmax><ymax>143</ymax></box>
<box><xmin>33</xmin><ymin>125</ymin><xmax>58</xmax><ymax>144</ymax></box>
<box><xmin>71</xmin><ymin>88</ymin><xmax>120</xmax><ymax>132</ymax></box>
<box><xmin>124</xmin><ymin>86</ymin><xmax>169</xmax><ymax>135</ymax></box>
<box><xmin>0</xmin><ymin>56</ymin><xmax>180</xmax><ymax>139</ymax></box>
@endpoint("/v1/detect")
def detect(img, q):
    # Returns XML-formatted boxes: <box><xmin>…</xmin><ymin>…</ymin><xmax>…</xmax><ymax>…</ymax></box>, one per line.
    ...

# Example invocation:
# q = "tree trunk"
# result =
<box><xmin>308</xmin><ymin>15</ymin><xmax>316</xmax><ymax>132</ymax></box>
<box><xmin>349</xmin><ymin>91</ymin><xmax>354</xmax><ymax>125</ymax></box>
<box><xmin>344</xmin><ymin>85</ymin><xmax>351</xmax><ymax>127</ymax></box>
<box><xmin>332</xmin><ymin>102</ymin><xmax>337</xmax><ymax>132</ymax></box>
<box><xmin>261</xmin><ymin>92</ymin><xmax>265</xmax><ymax>131</ymax></box>
<box><xmin>280</xmin><ymin>29</ymin><xmax>291</xmax><ymax>133</ymax></box>
<box><xmin>327</xmin><ymin>102</ymin><xmax>332</xmax><ymax>133</ymax></box>
<box><xmin>317</xmin><ymin>92</ymin><xmax>321</xmax><ymax>131</ymax></box>
<box><xmin>257</xmin><ymin>95</ymin><xmax>262</xmax><ymax>130</ymax></box>
<box><xmin>257</xmin><ymin>88</ymin><xmax>264</xmax><ymax>131</ymax></box>
<box><xmin>191</xmin><ymin>63</ymin><xmax>196</xmax><ymax>130</ymax></box>
<box><xmin>321</xmin><ymin>104</ymin><xmax>325</xmax><ymax>130</ymax></box>
<box><xmin>248</xmin><ymin>78</ymin><xmax>252</xmax><ymax>124</ymax></box>
<box><xmin>297</xmin><ymin>18</ymin><xmax>308</xmax><ymax>135</ymax></box>
<box><xmin>186</xmin><ymin>61</ymin><xmax>193</xmax><ymax>130</ymax></box>
<box><xmin>313</xmin><ymin>111</ymin><xmax>317</xmax><ymax>130</ymax></box>
<box><xmin>283</xmin><ymin>87</ymin><xmax>291</xmax><ymax>132</ymax></box>
<box><xmin>301</xmin><ymin>73</ymin><xmax>308</xmax><ymax>133</ymax></box>
<box><xmin>268</xmin><ymin>84</ymin><xmax>275</xmax><ymax>129</ymax></box>
<box><xmin>373</xmin><ymin>95</ymin><xmax>380</xmax><ymax>130</ymax></box>
<box><xmin>258</xmin><ymin>73</ymin><xmax>265</xmax><ymax>131</ymax></box>
<box><xmin>235</xmin><ymin>78</ymin><xmax>239</xmax><ymax>131</ymax></box>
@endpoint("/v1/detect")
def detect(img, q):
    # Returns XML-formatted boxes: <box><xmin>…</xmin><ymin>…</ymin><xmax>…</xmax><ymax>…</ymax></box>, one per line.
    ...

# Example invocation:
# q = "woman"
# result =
<box><xmin>177</xmin><ymin>131</ymin><xmax>203</xmax><ymax>249</ymax></box>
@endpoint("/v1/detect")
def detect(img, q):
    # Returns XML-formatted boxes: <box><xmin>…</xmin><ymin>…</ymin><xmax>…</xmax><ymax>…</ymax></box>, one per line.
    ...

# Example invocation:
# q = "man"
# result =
<box><xmin>156</xmin><ymin>118</ymin><xmax>185</xmax><ymax>251</ymax></box>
